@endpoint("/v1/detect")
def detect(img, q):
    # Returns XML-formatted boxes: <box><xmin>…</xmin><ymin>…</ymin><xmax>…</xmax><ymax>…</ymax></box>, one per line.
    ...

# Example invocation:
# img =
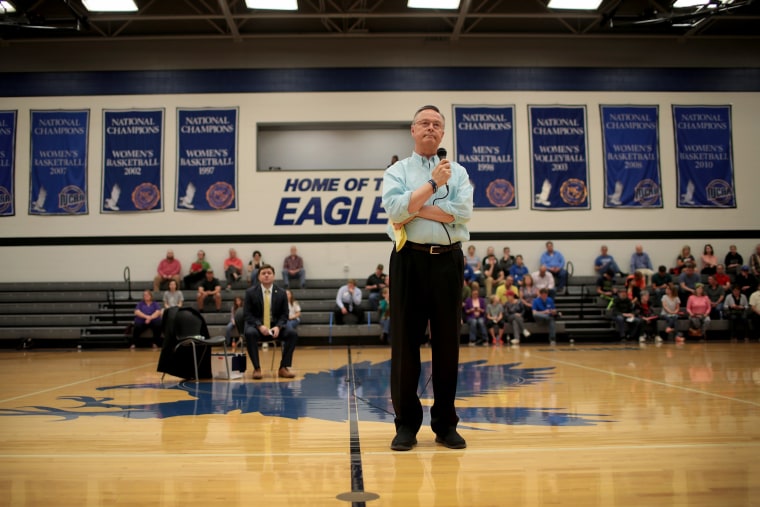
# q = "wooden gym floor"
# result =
<box><xmin>0</xmin><ymin>341</ymin><xmax>758</xmax><ymax>507</ymax></box>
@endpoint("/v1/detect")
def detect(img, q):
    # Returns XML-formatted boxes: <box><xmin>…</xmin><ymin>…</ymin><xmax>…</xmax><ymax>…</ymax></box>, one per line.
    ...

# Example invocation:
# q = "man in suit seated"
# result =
<box><xmin>243</xmin><ymin>264</ymin><xmax>298</xmax><ymax>380</ymax></box>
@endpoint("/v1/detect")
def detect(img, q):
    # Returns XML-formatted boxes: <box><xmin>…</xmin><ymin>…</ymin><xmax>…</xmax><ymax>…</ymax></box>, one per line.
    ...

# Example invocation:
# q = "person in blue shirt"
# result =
<box><xmin>382</xmin><ymin>104</ymin><xmax>473</xmax><ymax>452</ymax></box>
<box><xmin>532</xmin><ymin>288</ymin><xmax>559</xmax><ymax>345</ymax></box>
<box><xmin>594</xmin><ymin>245</ymin><xmax>625</xmax><ymax>277</ymax></box>
<box><xmin>630</xmin><ymin>244</ymin><xmax>655</xmax><ymax>284</ymax></box>
<box><xmin>539</xmin><ymin>241</ymin><xmax>568</xmax><ymax>293</ymax></box>
<box><xmin>509</xmin><ymin>254</ymin><xmax>530</xmax><ymax>286</ymax></box>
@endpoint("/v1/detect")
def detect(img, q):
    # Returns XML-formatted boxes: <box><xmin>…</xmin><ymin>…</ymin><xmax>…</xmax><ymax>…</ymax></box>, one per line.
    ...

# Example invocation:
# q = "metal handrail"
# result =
<box><xmin>123</xmin><ymin>266</ymin><xmax>133</xmax><ymax>301</ymax></box>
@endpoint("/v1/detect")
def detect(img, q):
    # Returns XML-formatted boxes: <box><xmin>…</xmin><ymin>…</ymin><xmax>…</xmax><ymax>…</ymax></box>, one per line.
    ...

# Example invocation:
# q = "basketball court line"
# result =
<box><xmin>531</xmin><ymin>350</ymin><xmax>760</xmax><ymax>408</ymax></box>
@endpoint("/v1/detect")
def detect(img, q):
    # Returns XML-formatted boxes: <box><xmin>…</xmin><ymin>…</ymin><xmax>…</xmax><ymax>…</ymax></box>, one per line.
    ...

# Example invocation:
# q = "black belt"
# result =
<box><xmin>404</xmin><ymin>241</ymin><xmax>461</xmax><ymax>255</ymax></box>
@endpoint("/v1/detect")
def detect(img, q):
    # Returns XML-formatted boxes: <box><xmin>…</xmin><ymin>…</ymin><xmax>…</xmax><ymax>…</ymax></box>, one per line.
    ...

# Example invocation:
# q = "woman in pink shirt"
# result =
<box><xmin>700</xmin><ymin>244</ymin><xmax>718</xmax><ymax>275</ymax></box>
<box><xmin>686</xmin><ymin>284</ymin><xmax>712</xmax><ymax>339</ymax></box>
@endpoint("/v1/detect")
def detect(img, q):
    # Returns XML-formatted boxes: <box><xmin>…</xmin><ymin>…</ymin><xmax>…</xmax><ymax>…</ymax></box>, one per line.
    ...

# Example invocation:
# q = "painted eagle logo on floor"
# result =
<box><xmin>0</xmin><ymin>360</ymin><xmax>613</xmax><ymax>426</ymax></box>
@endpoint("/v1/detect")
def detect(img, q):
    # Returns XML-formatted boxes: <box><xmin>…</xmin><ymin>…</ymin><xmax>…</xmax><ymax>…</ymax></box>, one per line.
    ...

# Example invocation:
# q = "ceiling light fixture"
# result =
<box><xmin>0</xmin><ymin>1</ymin><xmax>16</xmax><ymax>13</ymax></box>
<box><xmin>547</xmin><ymin>0</ymin><xmax>603</xmax><ymax>9</ymax></box>
<box><xmin>672</xmin><ymin>0</ymin><xmax>709</xmax><ymax>7</ymax></box>
<box><xmin>245</xmin><ymin>0</ymin><xmax>298</xmax><ymax>10</ymax></box>
<box><xmin>407</xmin><ymin>0</ymin><xmax>461</xmax><ymax>9</ymax></box>
<box><xmin>82</xmin><ymin>0</ymin><xmax>138</xmax><ymax>12</ymax></box>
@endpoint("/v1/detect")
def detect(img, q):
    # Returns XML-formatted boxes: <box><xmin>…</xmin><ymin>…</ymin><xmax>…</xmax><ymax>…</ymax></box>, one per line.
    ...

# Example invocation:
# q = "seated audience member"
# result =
<box><xmin>678</xmin><ymin>263</ymin><xmax>700</xmax><ymax>302</ymax></box>
<box><xmin>715</xmin><ymin>264</ymin><xmax>732</xmax><ymax>291</ymax></box>
<box><xmin>243</xmin><ymin>264</ymin><xmax>297</xmax><ymax>380</ymax></box>
<box><xmin>162</xmin><ymin>279</ymin><xmax>184</xmax><ymax>309</ymax></box>
<box><xmin>611</xmin><ymin>289</ymin><xmax>643</xmax><ymax>342</ymax></box>
<box><xmin>532</xmin><ymin>265</ymin><xmax>556</xmax><ymax>299</ymax></box>
<box><xmin>463</xmin><ymin>258</ymin><xmax>478</xmax><ymax>285</ymax></box>
<box><xmin>247</xmin><ymin>250</ymin><xmax>265</xmax><ymax>285</ymax></box>
<box><xmin>700</xmin><ymin>244</ymin><xmax>718</xmax><ymax>275</ymax></box>
<box><xmin>596</xmin><ymin>269</ymin><xmax>616</xmax><ymax>301</ymax></box>
<box><xmin>595</xmin><ymin>245</ymin><xmax>624</xmax><ymax>277</ymax></box>
<box><xmin>496</xmin><ymin>246</ymin><xmax>516</xmax><ymax>285</ymax></box>
<box><xmin>503</xmin><ymin>291</ymin><xmax>530</xmax><ymax>345</ymax></box>
<box><xmin>225</xmin><ymin>296</ymin><xmax>244</xmax><ymax>346</ymax></box>
<box><xmin>465</xmin><ymin>245</ymin><xmax>483</xmax><ymax>283</ymax></box>
<box><xmin>636</xmin><ymin>291</ymin><xmax>659</xmax><ymax>342</ymax></box>
<box><xmin>153</xmin><ymin>249</ymin><xmax>182</xmax><ymax>292</ymax></box>
<box><xmin>724</xmin><ymin>285</ymin><xmax>749</xmax><ymax>341</ymax></box>
<box><xmin>196</xmin><ymin>269</ymin><xmax>222</xmax><ymax>312</ymax></box>
<box><xmin>495</xmin><ymin>275</ymin><xmax>519</xmax><ymax>304</ymax></box>
<box><xmin>334</xmin><ymin>278</ymin><xmax>363</xmax><ymax>325</ymax></box>
<box><xmin>736</xmin><ymin>265</ymin><xmax>758</xmax><ymax>299</ymax></box>
<box><xmin>365</xmin><ymin>264</ymin><xmax>387</xmax><ymax>311</ymax></box>
<box><xmin>520</xmin><ymin>275</ymin><xmax>539</xmax><ymax>321</ymax></box>
<box><xmin>704</xmin><ymin>276</ymin><xmax>725</xmax><ymax>319</ymax></box>
<box><xmin>724</xmin><ymin>244</ymin><xmax>744</xmax><ymax>276</ymax></box>
<box><xmin>660</xmin><ymin>284</ymin><xmax>683</xmax><ymax>343</ymax></box>
<box><xmin>686</xmin><ymin>284</ymin><xmax>712</xmax><ymax>339</ymax></box>
<box><xmin>464</xmin><ymin>286</ymin><xmax>488</xmax><ymax>346</ymax></box>
<box><xmin>751</xmin><ymin>244</ymin><xmax>760</xmax><ymax>277</ymax></box>
<box><xmin>130</xmin><ymin>289</ymin><xmax>163</xmax><ymax>349</ymax></box>
<box><xmin>509</xmin><ymin>255</ymin><xmax>530</xmax><ymax>286</ymax></box>
<box><xmin>223</xmin><ymin>248</ymin><xmax>244</xmax><ymax>290</ymax></box>
<box><xmin>482</xmin><ymin>246</ymin><xmax>500</xmax><ymax>296</ymax></box>
<box><xmin>630</xmin><ymin>244</ymin><xmax>654</xmax><ymax>284</ymax></box>
<box><xmin>540</xmin><ymin>241</ymin><xmax>568</xmax><ymax>293</ymax></box>
<box><xmin>485</xmin><ymin>295</ymin><xmax>504</xmax><ymax>345</ymax></box>
<box><xmin>286</xmin><ymin>289</ymin><xmax>301</xmax><ymax>333</ymax></box>
<box><xmin>532</xmin><ymin>288</ymin><xmax>559</xmax><ymax>345</ymax></box>
<box><xmin>672</xmin><ymin>245</ymin><xmax>695</xmax><ymax>276</ymax></box>
<box><xmin>650</xmin><ymin>265</ymin><xmax>672</xmax><ymax>300</ymax></box>
<box><xmin>461</xmin><ymin>279</ymin><xmax>472</xmax><ymax>305</ymax></box>
<box><xmin>282</xmin><ymin>245</ymin><xmax>306</xmax><ymax>289</ymax></box>
<box><xmin>183</xmin><ymin>250</ymin><xmax>210</xmax><ymax>290</ymax></box>
<box><xmin>627</xmin><ymin>271</ymin><xmax>646</xmax><ymax>303</ymax></box>
<box><xmin>378</xmin><ymin>287</ymin><xmax>391</xmax><ymax>344</ymax></box>
<box><xmin>749</xmin><ymin>283</ymin><xmax>760</xmax><ymax>341</ymax></box>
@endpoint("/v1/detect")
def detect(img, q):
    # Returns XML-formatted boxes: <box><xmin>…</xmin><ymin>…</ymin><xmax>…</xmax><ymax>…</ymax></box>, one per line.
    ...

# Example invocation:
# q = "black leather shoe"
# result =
<box><xmin>390</xmin><ymin>429</ymin><xmax>417</xmax><ymax>451</ymax></box>
<box><xmin>435</xmin><ymin>429</ymin><xmax>466</xmax><ymax>449</ymax></box>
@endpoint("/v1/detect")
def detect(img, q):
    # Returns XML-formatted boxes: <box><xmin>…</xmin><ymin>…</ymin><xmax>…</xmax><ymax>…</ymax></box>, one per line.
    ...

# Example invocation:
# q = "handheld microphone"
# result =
<box><xmin>436</xmin><ymin>147</ymin><xmax>449</xmax><ymax>193</ymax></box>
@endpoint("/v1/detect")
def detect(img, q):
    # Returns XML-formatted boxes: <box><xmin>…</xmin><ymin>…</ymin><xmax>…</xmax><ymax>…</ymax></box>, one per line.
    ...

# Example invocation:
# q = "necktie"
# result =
<box><xmin>264</xmin><ymin>288</ymin><xmax>271</xmax><ymax>329</ymax></box>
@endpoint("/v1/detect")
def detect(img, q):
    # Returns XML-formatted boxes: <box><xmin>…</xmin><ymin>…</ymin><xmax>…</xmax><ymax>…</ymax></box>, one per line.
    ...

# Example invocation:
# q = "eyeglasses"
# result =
<box><xmin>414</xmin><ymin>120</ymin><xmax>444</xmax><ymax>131</ymax></box>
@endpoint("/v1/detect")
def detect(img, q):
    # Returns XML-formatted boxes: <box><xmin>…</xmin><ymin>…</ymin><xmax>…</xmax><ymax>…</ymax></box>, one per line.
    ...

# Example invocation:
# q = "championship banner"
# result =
<box><xmin>528</xmin><ymin>105</ymin><xmax>589</xmax><ymax>210</ymax></box>
<box><xmin>29</xmin><ymin>110</ymin><xmax>89</xmax><ymax>215</ymax></box>
<box><xmin>600</xmin><ymin>105</ymin><xmax>662</xmax><ymax>208</ymax></box>
<box><xmin>176</xmin><ymin>108</ymin><xmax>238</xmax><ymax>211</ymax></box>
<box><xmin>672</xmin><ymin>105</ymin><xmax>735</xmax><ymax>208</ymax></box>
<box><xmin>0</xmin><ymin>111</ymin><xmax>16</xmax><ymax>217</ymax></box>
<box><xmin>102</xmin><ymin>109</ymin><xmax>164</xmax><ymax>213</ymax></box>
<box><xmin>453</xmin><ymin>105</ymin><xmax>516</xmax><ymax>209</ymax></box>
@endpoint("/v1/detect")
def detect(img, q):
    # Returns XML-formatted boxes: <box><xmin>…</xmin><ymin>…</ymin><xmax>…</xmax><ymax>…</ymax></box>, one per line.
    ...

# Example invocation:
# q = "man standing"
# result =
<box><xmin>243</xmin><ymin>264</ymin><xmax>297</xmax><ymax>380</ymax></box>
<box><xmin>382</xmin><ymin>104</ymin><xmax>473</xmax><ymax>451</ymax></box>
<box><xmin>153</xmin><ymin>249</ymin><xmax>182</xmax><ymax>292</ymax></box>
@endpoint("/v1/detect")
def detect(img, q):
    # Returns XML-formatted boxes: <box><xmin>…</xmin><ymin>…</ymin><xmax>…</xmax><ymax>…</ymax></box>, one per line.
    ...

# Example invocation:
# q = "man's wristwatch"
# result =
<box><xmin>428</xmin><ymin>179</ymin><xmax>438</xmax><ymax>192</ymax></box>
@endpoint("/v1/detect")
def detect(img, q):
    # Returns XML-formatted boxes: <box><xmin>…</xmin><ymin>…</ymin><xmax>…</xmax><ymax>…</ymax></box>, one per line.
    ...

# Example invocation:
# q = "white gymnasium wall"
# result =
<box><xmin>1</xmin><ymin>89</ymin><xmax>758</xmax><ymax>283</ymax></box>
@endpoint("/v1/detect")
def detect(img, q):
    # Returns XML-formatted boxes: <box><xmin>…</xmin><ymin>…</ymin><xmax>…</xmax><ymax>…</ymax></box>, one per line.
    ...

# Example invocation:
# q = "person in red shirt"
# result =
<box><xmin>714</xmin><ymin>264</ymin><xmax>732</xmax><ymax>290</ymax></box>
<box><xmin>153</xmin><ymin>249</ymin><xmax>182</xmax><ymax>292</ymax></box>
<box><xmin>223</xmin><ymin>248</ymin><xmax>244</xmax><ymax>290</ymax></box>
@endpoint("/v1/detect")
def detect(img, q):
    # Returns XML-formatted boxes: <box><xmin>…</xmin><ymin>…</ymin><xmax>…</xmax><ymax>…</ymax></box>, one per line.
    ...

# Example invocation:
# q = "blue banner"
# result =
<box><xmin>672</xmin><ymin>105</ymin><xmax>735</xmax><ymax>208</ymax></box>
<box><xmin>29</xmin><ymin>110</ymin><xmax>89</xmax><ymax>215</ymax></box>
<box><xmin>0</xmin><ymin>111</ymin><xmax>16</xmax><ymax>217</ymax></box>
<box><xmin>176</xmin><ymin>108</ymin><xmax>238</xmax><ymax>211</ymax></box>
<box><xmin>453</xmin><ymin>105</ymin><xmax>516</xmax><ymax>209</ymax></box>
<box><xmin>529</xmin><ymin>105</ymin><xmax>589</xmax><ymax>210</ymax></box>
<box><xmin>102</xmin><ymin>109</ymin><xmax>164</xmax><ymax>213</ymax></box>
<box><xmin>600</xmin><ymin>105</ymin><xmax>662</xmax><ymax>208</ymax></box>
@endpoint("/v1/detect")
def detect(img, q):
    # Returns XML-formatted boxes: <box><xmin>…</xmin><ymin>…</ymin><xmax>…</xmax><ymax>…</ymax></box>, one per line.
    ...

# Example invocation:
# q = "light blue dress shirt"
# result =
<box><xmin>382</xmin><ymin>151</ymin><xmax>473</xmax><ymax>245</ymax></box>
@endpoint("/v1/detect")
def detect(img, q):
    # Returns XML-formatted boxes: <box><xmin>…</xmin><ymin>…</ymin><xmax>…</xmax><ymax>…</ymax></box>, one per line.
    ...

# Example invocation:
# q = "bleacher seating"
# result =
<box><xmin>0</xmin><ymin>275</ymin><xmax>738</xmax><ymax>349</ymax></box>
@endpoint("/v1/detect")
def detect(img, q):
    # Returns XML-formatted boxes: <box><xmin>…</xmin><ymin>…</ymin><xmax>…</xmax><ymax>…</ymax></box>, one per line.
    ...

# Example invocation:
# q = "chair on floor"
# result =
<box><xmin>235</xmin><ymin>307</ymin><xmax>281</xmax><ymax>371</ymax></box>
<box><xmin>158</xmin><ymin>307</ymin><xmax>228</xmax><ymax>381</ymax></box>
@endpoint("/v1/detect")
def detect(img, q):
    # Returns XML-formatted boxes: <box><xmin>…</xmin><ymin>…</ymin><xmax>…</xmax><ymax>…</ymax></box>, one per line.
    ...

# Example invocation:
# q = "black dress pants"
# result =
<box><xmin>244</xmin><ymin>325</ymin><xmax>297</xmax><ymax>370</ymax></box>
<box><xmin>389</xmin><ymin>243</ymin><xmax>464</xmax><ymax>437</ymax></box>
